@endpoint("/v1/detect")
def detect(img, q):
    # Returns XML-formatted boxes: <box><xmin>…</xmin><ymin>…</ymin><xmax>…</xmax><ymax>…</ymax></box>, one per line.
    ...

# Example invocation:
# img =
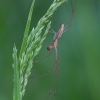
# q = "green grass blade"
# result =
<box><xmin>12</xmin><ymin>45</ymin><xmax>20</xmax><ymax>100</ymax></box>
<box><xmin>19</xmin><ymin>0</ymin><xmax>35</xmax><ymax>58</ymax></box>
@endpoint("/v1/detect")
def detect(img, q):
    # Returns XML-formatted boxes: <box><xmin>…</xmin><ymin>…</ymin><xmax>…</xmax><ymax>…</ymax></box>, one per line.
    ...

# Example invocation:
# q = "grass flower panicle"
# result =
<box><xmin>12</xmin><ymin>0</ymin><xmax>66</xmax><ymax>100</ymax></box>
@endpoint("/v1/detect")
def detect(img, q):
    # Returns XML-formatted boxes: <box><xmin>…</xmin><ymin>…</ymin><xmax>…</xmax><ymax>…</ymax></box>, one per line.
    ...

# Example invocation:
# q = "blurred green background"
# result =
<box><xmin>0</xmin><ymin>0</ymin><xmax>100</xmax><ymax>100</ymax></box>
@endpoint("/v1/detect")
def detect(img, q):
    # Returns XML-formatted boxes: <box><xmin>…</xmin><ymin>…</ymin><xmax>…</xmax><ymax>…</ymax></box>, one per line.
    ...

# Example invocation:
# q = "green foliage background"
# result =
<box><xmin>0</xmin><ymin>0</ymin><xmax>100</xmax><ymax>100</ymax></box>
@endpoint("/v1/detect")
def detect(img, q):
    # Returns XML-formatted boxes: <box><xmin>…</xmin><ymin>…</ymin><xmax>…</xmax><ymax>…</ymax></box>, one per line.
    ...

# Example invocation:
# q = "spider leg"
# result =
<box><xmin>49</xmin><ymin>28</ymin><xmax>57</xmax><ymax>35</ymax></box>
